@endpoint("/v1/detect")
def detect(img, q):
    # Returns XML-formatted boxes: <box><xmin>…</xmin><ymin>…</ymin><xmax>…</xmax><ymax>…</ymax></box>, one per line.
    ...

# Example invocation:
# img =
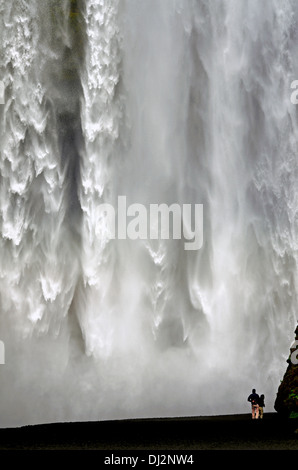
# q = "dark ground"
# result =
<box><xmin>0</xmin><ymin>412</ymin><xmax>297</xmax><ymax>452</ymax></box>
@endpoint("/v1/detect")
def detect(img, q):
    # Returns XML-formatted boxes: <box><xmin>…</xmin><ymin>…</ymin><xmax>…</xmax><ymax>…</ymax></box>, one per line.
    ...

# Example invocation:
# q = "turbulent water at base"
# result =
<box><xmin>0</xmin><ymin>0</ymin><xmax>297</xmax><ymax>427</ymax></box>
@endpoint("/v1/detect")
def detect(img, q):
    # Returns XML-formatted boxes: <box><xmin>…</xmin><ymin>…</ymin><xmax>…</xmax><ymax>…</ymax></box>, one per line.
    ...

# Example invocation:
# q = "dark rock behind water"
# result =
<box><xmin>275</xmin><ymin>325</ymin><xmax>298</xmax><ymax>418</ymax></box>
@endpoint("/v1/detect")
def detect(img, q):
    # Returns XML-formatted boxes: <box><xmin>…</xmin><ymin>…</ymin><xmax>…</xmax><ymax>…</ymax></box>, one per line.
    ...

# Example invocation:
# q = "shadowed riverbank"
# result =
<box><xmin>0</xmin><ymin>413</ymin><xmax>297</xmax><ymax>451</ymax></box>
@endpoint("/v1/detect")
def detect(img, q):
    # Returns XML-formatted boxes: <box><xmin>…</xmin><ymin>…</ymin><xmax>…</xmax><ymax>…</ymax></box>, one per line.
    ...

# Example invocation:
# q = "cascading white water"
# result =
<box><xmin>0</xmin><ymin>0</ymin><xmax>297</xmax><ymax>427</ymax></box>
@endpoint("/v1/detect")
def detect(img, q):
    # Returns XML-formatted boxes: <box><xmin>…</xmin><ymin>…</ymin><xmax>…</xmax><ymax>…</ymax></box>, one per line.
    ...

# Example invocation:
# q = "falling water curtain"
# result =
<box><xmin>0</xmin><ymin>0</ymin><xmax>297</xmax><ymax>427</ymax></box>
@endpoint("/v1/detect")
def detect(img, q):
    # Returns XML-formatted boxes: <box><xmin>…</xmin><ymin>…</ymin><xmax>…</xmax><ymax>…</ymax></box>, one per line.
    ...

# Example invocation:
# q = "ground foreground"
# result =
<box><xmin>0</xmin><ymin>413</ymin><xmax>297</xmax><ymax>451</ymax></box>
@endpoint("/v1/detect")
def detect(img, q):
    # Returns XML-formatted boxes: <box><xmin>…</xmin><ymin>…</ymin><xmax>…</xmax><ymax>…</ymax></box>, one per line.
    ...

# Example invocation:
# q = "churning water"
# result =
<box><xmin>0</xmin><ymin>0</ymin><xmax>297</xmax><ymax>427</ymax></box>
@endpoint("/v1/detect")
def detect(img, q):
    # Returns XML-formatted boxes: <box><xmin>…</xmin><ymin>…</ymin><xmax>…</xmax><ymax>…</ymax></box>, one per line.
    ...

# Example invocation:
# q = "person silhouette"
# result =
<box><xmin>247</xmin><ymin>388</ymin><xmax>259</xmax><ymax>419</ymax></box>
<box><xmin>258</xmin><ymin>394</ymin><xmax>265</xmax><ymax>419</ymax></box>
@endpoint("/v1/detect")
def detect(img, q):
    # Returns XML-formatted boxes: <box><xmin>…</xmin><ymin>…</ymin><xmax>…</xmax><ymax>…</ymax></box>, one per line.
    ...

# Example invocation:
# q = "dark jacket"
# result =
<box><xmin>258</xmin><ymin>396</ymin><xmax>265</xmax><ymax>407</ymax></box>
<box><xmin>247</xmin><ymin>393</ymin><xmax>259</xmax><ymax>405</ymax></box>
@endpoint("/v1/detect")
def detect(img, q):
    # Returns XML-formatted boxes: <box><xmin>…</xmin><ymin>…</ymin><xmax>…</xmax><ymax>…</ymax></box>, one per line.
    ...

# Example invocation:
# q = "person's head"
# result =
<box><xmin>260</xmin><ymin>394</ymin><xmax>264</xmax><ymax>398</ymax></box>
<box><xmin>252</xmin><ymin>389</ymin><xmax>256</xmax><ymax>393</ymax></box>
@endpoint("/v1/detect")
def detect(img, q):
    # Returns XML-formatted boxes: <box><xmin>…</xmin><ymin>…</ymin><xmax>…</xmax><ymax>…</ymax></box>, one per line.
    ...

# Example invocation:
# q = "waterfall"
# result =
<box><xmin>0</xmin><ymin>0</ymin><xmax>297</xmax><ymax>427</ymax></box>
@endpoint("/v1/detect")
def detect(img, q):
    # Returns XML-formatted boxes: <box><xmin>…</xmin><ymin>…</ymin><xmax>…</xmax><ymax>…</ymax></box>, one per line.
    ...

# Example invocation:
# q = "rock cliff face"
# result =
<box><xmin>274</xmin><ymin>325</ymin><xmax>298</xmax><ymax>418</ymax></box>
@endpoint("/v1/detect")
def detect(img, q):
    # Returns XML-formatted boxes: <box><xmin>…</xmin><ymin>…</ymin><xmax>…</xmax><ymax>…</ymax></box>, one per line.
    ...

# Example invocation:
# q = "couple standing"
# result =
<box><xmin>247</xmin><ymin>389</ymin><xmax>265</xmax><ymax>419</ymax></box>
